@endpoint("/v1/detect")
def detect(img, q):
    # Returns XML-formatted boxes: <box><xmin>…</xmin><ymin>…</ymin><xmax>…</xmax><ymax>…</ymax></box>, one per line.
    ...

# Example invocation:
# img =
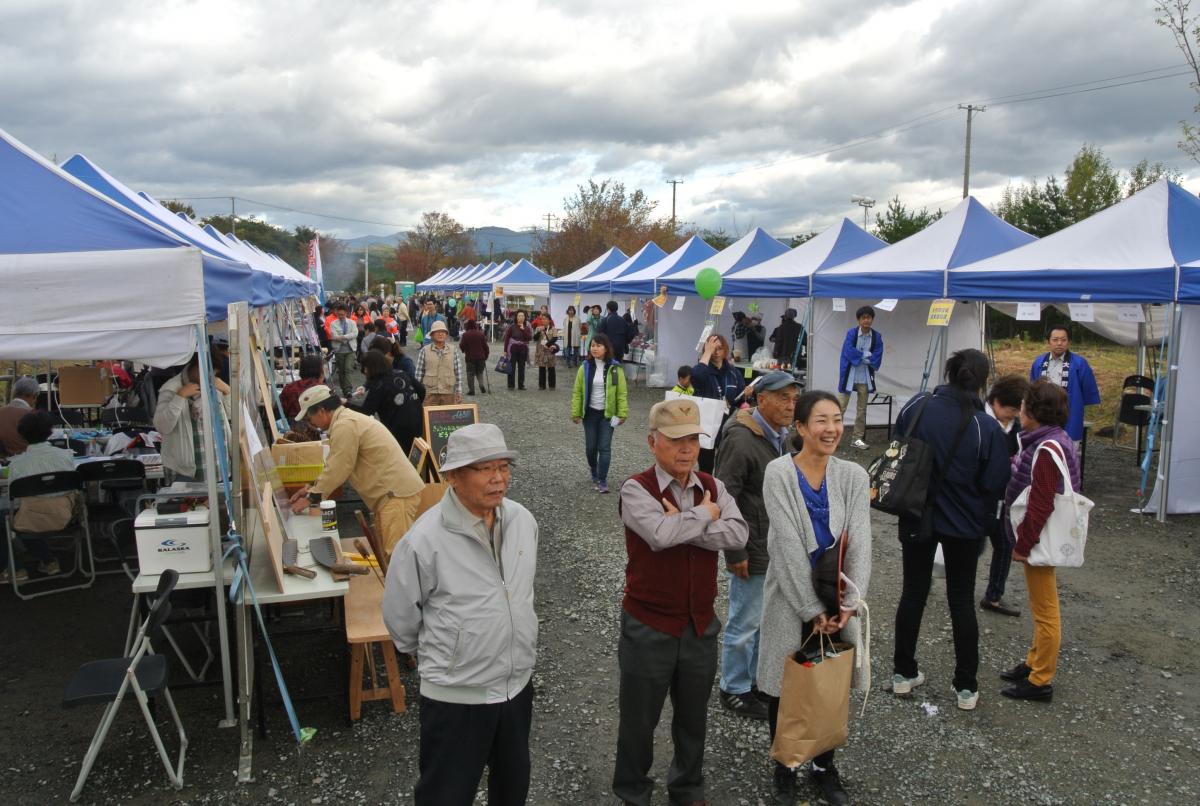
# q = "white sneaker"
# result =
<box><xmin>956</xmin><ymin>687</ymin><xmax>980</xmax><ymax>711</ymax></box>
<box><xmin>852</xmin><ymin>438</ymin><xmax>868</xmax><ymax>450</ymax></box>
<box><xmin>892</xmin><ymin>671</ymin><xmax>925</xmax><ymax>694</ymax></box>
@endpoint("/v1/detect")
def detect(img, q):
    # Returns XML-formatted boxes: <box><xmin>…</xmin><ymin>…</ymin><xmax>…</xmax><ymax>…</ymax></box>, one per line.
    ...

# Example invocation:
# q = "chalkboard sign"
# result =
<box><xmin>423</xmin><ymin>404</ymin><xmax>480</xmax><ymax>471</ymax></box>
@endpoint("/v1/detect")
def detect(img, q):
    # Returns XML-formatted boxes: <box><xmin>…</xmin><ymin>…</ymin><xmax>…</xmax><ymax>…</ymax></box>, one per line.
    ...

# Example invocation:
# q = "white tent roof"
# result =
<box><xmin>660</xmin><ymin>227</ymin><xmax>790</xmax><ymax>289</ymax></box>
<box><xmin>549</xmin><ymin>247</ymin><xmax>629</xmax><ymax>293</ymax></box>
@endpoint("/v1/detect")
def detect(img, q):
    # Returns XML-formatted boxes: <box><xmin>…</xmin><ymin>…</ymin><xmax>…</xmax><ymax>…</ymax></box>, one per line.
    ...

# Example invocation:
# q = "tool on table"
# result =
<box><xmin>353</xmin><ymin>538</ymin><xmax>386</xmax><ymax>586</ymax></box>
<box><xmin>281</xmin><ymin>539</ymin><xmax>317</xmax><ymax>579</ymax></box>
<box><xmin>309</xmin><ymin>535</ymin><xmax>368</xmax><ymax>576</ymax></box>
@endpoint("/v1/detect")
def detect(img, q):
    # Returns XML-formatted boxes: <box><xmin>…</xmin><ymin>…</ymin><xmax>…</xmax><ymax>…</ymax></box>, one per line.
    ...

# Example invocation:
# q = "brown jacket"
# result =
<box><xmin>0</xmin><ymin>401</ymin><xmax>31</xmax><ymax>458</ymax></box>
<box><xmin>309</xmin><ymin>407</ymin><xmax>424</xmax><ymax>513</ymax></box>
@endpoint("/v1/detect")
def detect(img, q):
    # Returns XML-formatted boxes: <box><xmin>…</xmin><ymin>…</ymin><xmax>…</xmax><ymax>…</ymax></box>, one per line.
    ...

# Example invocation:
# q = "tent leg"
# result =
<box><xmin>1155</xmin><ymin>303</ymin><xmax>1182</xmax><ymax>524</ymax></box>
<box><xmin>197</xmin><ymin>327</ymin><xmax>236</xmax><ymax>726</ymax></box>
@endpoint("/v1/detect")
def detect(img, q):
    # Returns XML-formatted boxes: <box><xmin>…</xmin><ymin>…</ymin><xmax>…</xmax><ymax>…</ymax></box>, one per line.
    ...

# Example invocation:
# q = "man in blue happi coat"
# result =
<box><xmin>1028</xmin><ymin>325</ymin><xmax>1100</xmax><ymax>445</ymax></box>
<box><xmin>838</xmin><ymin>305</ymin><xmax>884</xmax><ymax>450</ymax></box>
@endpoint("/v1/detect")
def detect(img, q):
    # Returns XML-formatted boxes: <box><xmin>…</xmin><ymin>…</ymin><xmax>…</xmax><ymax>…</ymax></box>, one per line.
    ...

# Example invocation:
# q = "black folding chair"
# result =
<box><xmin>63</xmin><ymin>569</ymin><xmax>186</xmax><ymax>802</ymax></box>
<box><xmin>5</xmin><ymin>470</ymin><xmax>94</xmax><ymax>600</ymax></box>
<box><xmin>100</xmin><ymin>407</ymin><xmax>152</xmax><ymax>428</ymax></box>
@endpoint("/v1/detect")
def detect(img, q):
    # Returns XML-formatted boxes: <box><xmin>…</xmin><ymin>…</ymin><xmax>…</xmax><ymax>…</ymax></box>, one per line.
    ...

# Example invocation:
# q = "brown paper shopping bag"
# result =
<box><xmin>770</xmin><ymin>633</ymin><xmax>854</xmax><ymax>768</ymax></box>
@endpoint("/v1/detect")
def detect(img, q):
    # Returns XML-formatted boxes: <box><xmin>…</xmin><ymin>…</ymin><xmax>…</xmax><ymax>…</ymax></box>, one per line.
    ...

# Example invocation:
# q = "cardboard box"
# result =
<box><xmin>134</xmin><ymin>507</ymin><xmax>214</xmax><ymax>575</ymax></box>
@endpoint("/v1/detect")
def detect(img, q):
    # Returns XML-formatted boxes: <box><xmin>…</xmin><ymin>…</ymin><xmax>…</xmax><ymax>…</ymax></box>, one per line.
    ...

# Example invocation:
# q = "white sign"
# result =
<box><xmin>1116</xmin><ymin>304</ymin><xmax>1146</xmax><ymax>323</ymax></box>
<box><xmin>1067</xmin><ymin>303</ymin><xmax>1095</xmax><ymax>323</ymax></box>
<box><xmin>664</xmin><ymin>391</ymin><xmax>726</xmax><ymax>450</ymax></box>
<box><xmin>875</xmin><ymin>298</ymin><xmax>898</xmax><ymax>312</ymax></box>
<box><xmin>695</xmin><ymin>322</ymin><xmax>714</xmax><ymax>351</ymax></box>
<box><xmin>1016</xmin><ymin>302</ymin><xmax>1041</xmax><ymax>321</ymax></box>
<box><xmin>673</xmin><ymin>296</ymin><xmax>686</xmax><ymax>311</ymax></box>
<box><xmin>832</xmin><ymin>298</ymin><xmax>846</xmax><ymax>312</ymax></box>
<box><xmin>243</xmin><ymin>403</ymin><xmax>264</xmax><ymax>458</ymax></box>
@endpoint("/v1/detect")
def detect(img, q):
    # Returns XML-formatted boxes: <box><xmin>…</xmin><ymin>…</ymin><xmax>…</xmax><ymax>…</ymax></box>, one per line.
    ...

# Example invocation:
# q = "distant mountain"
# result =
<box><xmin>342</xmin><ymin>226</ymin><xmax>534</xmax><ymax>257</ymax></box>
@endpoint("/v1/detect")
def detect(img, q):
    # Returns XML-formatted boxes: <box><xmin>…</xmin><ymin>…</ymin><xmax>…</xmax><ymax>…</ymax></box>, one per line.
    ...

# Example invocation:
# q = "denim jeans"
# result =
<box><xmin>564</xmin><ymin>346</ymin><xmax>580</xmax><ymax>368</ymax></box>
<box><xmin>583</xmin><ymin>408</ymin><xmax>614</xmax><ymax>482</ymax></box>
<box><xmin>719</xmin><ymin>571</ymin><xmax>764</xmax><ymax>694</ymax></box>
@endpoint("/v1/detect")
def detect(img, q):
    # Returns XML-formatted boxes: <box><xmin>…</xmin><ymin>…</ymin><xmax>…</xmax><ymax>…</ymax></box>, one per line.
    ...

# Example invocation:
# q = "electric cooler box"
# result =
<box><xmin>134</xmin><ymin>507</ymin><xmax>214</xmax><ymax>575</ymax></box>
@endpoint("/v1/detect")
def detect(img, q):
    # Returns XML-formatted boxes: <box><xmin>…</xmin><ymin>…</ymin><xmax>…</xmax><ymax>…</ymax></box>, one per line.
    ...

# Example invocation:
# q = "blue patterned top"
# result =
<box><xmin>796</xmin><ymin>465</ymin><xmax>835</xmax><ymax>567</ymax></box>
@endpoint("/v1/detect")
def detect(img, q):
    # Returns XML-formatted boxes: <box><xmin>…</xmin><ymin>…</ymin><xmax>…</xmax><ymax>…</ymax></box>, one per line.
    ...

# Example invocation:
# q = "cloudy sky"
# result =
<box><xmin>3</xmin><ymin>0</ymin><xmax>1196</xmax><ymax>242</ymax></box>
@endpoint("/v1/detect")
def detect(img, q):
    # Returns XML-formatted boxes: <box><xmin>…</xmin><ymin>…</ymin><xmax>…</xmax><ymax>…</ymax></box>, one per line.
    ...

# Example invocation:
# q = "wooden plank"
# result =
<box><xmin>344</xmin><ymin>571</ymin><xmax>388</xmax><ymax>643</ymax></box>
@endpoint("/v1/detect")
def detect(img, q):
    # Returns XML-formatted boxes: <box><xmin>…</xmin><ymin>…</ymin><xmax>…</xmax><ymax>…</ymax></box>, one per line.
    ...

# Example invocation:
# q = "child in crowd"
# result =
<box><xmin>671</xmin><ymin>365</ymin><xmax>695</xmax><ymax>395</ymax></box>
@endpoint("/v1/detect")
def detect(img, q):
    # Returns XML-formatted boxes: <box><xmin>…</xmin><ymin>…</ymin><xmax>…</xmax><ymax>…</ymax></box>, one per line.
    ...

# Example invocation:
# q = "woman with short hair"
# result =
<box><xmin>502</xmin><ymin>310</ymin><xmax>534</xmax><ymax>391</ymax></box>
<box><xmin>350</xmin><ymin>350</ymin><xmax>425</xmax><ymax>453</ymax></box>
<box><xmin>691</xmin><ymin>333</ymin><xmax>744</xmax><ymax>473</ymax></box>
<box><xmin>999</xmin><ymin>380</ymin><xmax>1080</xmax><ymax>702</ymax></box>
<box><xmin>570</xmin><ymin>334</ymin><xmax>627</xmax><ymax>493</ymax></box>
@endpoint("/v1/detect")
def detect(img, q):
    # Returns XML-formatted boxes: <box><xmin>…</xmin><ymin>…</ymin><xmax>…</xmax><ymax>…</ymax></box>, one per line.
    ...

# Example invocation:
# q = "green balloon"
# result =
<box><xmin>694</xmin><ymin>267</ymin><xmax>723</xmax><ymax>299</ymax></box>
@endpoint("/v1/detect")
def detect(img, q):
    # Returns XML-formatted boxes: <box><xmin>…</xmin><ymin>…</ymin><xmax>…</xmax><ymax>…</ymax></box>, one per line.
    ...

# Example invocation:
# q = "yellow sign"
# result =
<box><xmin>709</xmin><ymin>295</ymin><xmax>727</xmax><ymax>316</ymax></box>
<box><xmin>494</xmin><ymin>286</ymin><xmax>504</xmax><ymax>297</ymax></box>
<box><xmin>927</xmin><ymin>299</ymin><xmax>955</xmax><ymax>327</ymax></box>
<box><xmin>628</xmin><ymin>297</ymin><xmax>637</xmax><ymax>313</ymax></box>
<box><xmin>573</xmin><ymin>293</ymin><xmax>581</xmax><ymax>306</ymax></box>
<box><xmin>652</xmin><ymin>287</ymin><xmax>668</xmax><ymax>308</ymax></box>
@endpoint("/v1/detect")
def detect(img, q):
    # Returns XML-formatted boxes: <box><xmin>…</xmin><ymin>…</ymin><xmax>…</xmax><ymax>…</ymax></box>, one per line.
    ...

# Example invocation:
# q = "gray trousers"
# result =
<box><xmin>838</xmin><ymin>382</ymin><xmax>870</xmax><ymax>440</ymax></box>
<box><xmin>613</xmin><ymin>610</ymin><xmax>720</xmax><ymax>806</ymax></box>
<box><xmin>332</xmin><ymin>351</ymin><xmax>355</xmax><ymax>397</ymax></box>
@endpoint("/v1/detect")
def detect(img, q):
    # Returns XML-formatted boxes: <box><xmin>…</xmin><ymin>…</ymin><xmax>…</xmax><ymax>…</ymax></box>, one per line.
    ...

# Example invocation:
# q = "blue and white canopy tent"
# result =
<box><xmin>949</xmin><ymin>180</ymin><xmax>1200</xmax><ymax>518</ymax></box>
<box><xmin>653</xmin><ymin>228</ymin><xmax>791</xmax><ymax>388</ymax></box>
<box><xmin>553</xmin><ymin>243</ymin><xmax>667</xmax><ymax>325</ymax></box>
<box><xmin>548</xmin><ymin>246</ymin><xmax>629</xmax><ymax>325</ymax></box>
<box><xmin>609</xmin><ymin>235</ymin><xmax>719</xmax><ymax>297</ymax></box>
<box><xmin>463</xmin><ymin>260</ymin><xmax>512</xmax><ymax>292</ymax></box>
<box><xmin>0</xmin><ymin>127</ymin><xmax>235</xmax><ymax>722</ymax></box>
<box><xmin>807</xmin><ymin>197</ymin><xmax>1035</xmax><ymax>423</ymax></box>
<box><xmin>489</xmin><ymin>258</ymin><xmax>553</xmax><ymax>298</ymax></box>
<box><xmin>721</xmin><ymin>219</ymin><xmax>886</xmax><ymax>299</ymax></box>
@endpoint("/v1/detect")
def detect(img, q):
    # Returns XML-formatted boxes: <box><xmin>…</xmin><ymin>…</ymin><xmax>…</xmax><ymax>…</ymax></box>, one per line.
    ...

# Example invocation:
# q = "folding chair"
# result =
<box><xmin>5</xmin><ymin>470</ymin><xmax>95</xmax><ymax>600</ymax></box>
<box><xmin>64</xmin><ymin>569</ymin><xmax>186</xmax><ymax>802</ymax></box>
<box><xmin>1113</xmin><ymin>374</ymin><xmax>1155</xmax><ymax>459</ymax></box>
<box><xmin>78</xmin><ymin>459</ymin><xmax>148</xmax><ymax>543</ymax></box>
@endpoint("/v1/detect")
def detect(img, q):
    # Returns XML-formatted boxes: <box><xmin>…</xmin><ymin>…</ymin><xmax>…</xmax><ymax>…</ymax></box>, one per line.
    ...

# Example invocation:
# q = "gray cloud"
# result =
<box><xmin>0</xmin><ymin>0</ymin><xmax>1193</xmax><ymax>243</ymax></box>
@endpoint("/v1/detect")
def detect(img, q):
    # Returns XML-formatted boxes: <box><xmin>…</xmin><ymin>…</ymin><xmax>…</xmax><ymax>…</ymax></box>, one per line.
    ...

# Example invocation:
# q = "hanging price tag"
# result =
<box><xmin>709</xmin><ymin>296</ymin><xmax>727</xmax><ymax>316</ymax></box>
<box><xmin>1016</xmin><ymin>302</ymin><xmax>1041</xmax><ymax>321</ymax></box>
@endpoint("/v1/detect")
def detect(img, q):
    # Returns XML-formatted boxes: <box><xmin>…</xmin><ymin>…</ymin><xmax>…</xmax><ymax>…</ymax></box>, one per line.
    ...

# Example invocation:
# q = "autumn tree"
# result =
<box><xmin>872</xmin><ymin>197</ymin><xmax>944</xmax><ymax>244</ymax></box>
<box><xmin>533</xmin><ymin>180</ymin><xmax>685</xmax><ymax>275</ymax></box>
<box><xmin>1156</xmin><ymin>0</ymin><xmax>1200</xmax><ymax>163</ymax></box>
<box><xmin>385</xmin><ymin>211</ymin><xmax>475</xmax><ymax>282</ymax></box>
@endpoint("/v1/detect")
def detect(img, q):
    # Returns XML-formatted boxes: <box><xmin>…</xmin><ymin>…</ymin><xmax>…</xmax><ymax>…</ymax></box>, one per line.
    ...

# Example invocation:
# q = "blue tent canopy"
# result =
<box><xmin>549</xmin><ymin>247</ymin><xmax>628</xmax><ymax>294</ymax></box>
<box><xmin>493</xmin><ymin>258</ymin><xmax>553</xmax><ymax>295</ymax></box>
<box><xmin>609</xmin><ymin>236</ymin><xmax>719</xmax><ymax>296</ymax></box>
<box><xmin>951</xmin><ymin>180</ymin><xmax>1200</xmax><ymax>303</ymax></box>
<box><xmin>814</xmin><ymin>197</ymin><xmax>1035</xmax><ymax>299</ymax></box>
<box><xmin>722</xmin><ymin>219</ymin><xmax>885</xmax><ymax>297</ymax></box>
<box><xmin>463</xmin><ymin>260</ymin><xmax>512</xmax><ymax>292</ymax></box>
<box><xmin>659</xmin><ymin>227</ymin><xmax>790</xmax><ymax>295</ymax></box>
<box><xmin>576</xmin><ymin>242</ymin><xmax>668</xmax><ymax>293</ymax></box>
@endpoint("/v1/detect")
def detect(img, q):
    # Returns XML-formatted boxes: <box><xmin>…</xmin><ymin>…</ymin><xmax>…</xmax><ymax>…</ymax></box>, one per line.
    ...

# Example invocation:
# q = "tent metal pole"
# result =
<box><xmin>1156</xmin><ymin>302</ymin><xmax>1182</xmax><ymax>524</ymax></box>
<box><xmin>197</xmin><ymin>325</ymin><xmax>236</xmax><ymax>726</ymax></box>
<box><xmin>227</xmin><ymin>304</ymin><xmax>255</xmax><ymax>781</ymax></box>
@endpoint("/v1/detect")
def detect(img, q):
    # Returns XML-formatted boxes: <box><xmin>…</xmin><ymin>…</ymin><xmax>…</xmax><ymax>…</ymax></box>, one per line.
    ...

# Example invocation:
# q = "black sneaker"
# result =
<box><xmin>810</xmin><ymin>763</ymin><xmax>850</xmax><ymax>805</ymax></box>
<box><xmin>773</xmin><ymin>764</ymin><xmax>798</xmax><ymax>806</ymax></box>
<box><xmin>719</xmin><ymin>689</ymin><xmax>768</xmax><ymax>720</ymax></box>
<box><xmin>1001</xmin><ymin>678</ymin><xmax>1054</xmax><ymax>702</ymax></box>
<box><xmin>999</xmin><ymin>661</ymin><xmax>1031</xmax><ymax>682</ymax></box>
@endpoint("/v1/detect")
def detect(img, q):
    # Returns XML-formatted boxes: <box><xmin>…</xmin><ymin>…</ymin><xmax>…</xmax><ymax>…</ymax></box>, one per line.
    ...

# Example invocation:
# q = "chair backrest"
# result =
<box><xmin>146</xmin><ymin>569</ymin><xmax>179</xmax><ymax>636</ymax></box>
<box><xmin>77</xmin><ymin>459</ymin><xmax>146</xmax><ymax>483</ymax></box>
<box><xmin>100</xmin><ymin>407</ymin><xmax>151</xmax><ymax>426</ymax></box>
<box><xmin>9</xmin><ymin>470</ymin><xmax>83</xmax><ymax>500</ymax></box>
<box><xmin>1118</xmin><ymin>374</ymin><xmax>1155</xmax><ymax>426</ymax></box>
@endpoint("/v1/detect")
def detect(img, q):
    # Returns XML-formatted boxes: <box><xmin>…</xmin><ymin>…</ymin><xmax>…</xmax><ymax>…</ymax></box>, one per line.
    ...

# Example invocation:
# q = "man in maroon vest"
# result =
<box><xmin>612</xmin><ymin>398</ymin><xmax>748</xmax><ymax>806</ymax></box>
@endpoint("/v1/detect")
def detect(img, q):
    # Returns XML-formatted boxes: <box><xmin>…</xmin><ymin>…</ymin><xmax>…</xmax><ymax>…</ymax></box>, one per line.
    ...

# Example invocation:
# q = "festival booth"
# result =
<box><xmin>488</xmin><ymin>258</ymin><xmax>553</xmax><ymax>314</ymax></box>
<box><xmin>0</xmin><ymin>128</ymin><xmax>236</xmax><ymax>726</ymax></box>
<box><xmin>809</xmin><ymin>197</ymin><xmax>1035</xmax><ymax>429</ymax></box>
<box><xmin>651</xmin><ymin>228</ymin><xmax>791</xmax><ymax>387</ymax></box>
<box><xmin>610</xmin><ymin>235</ymin><xmax>719</xmax><ymax>297</ymax></box>
<box><xmin>572</xmin><ymin>242</ymin><xmax>670</xmax><ymax>324</ymax></box>
<box><xmin>948</xmin><ymin>179</ymin><xmax>1200</xmax><ymax>519</ymax></box>
<box><xmin>548</xmin><ymin>246</ymin><xmax>629</xmax><ymax>324</ymax></box>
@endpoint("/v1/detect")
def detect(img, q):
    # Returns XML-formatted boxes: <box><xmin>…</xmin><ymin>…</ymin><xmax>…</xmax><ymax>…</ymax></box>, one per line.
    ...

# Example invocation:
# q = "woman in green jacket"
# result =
<box><xmin>571</xmin><ymin>334</ymin><xmax>628</xmax><ymax>493</ymax></box>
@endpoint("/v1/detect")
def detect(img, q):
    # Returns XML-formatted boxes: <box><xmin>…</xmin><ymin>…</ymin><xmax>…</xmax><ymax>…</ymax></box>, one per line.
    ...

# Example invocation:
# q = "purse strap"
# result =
<box><xmin>900</xmin><ymin>392</ymin><xmax>934</xmax><ymax>440</ymax></box>
<box><xmin>1031</xmin><ymin>440</ymin><xmax>1073</xmax><ymax>494</ymax></box>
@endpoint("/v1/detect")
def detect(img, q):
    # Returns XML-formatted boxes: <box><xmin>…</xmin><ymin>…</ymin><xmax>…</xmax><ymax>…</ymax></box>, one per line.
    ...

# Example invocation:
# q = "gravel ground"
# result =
<box><xmin>2</xmin><ymin>359</ymin><xmax>1199</xmax><ymax>805</ymax></box>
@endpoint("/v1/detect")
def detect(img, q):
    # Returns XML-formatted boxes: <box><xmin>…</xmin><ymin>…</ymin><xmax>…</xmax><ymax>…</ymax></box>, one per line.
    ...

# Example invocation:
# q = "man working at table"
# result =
<box><xmin>288</xmin><ymin>385</ymin><xmax>424</xmax><ymax>556</ymax></box>
<box><xmin>383</xmin><ymin>423</ymin><xmax>538</xmax><ymax>806</ymax></box>
<box><xmin>0</xmin><ymin>375</ymin><xmax>39</xmax><ymax>458</ymax></box>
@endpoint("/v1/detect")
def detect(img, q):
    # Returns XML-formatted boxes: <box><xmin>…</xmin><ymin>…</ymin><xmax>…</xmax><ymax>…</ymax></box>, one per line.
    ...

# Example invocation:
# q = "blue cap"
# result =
<box><xmin>757</xmin><ymin>370</ymin><xmax>801</xmax><ymax>392</ymax></box>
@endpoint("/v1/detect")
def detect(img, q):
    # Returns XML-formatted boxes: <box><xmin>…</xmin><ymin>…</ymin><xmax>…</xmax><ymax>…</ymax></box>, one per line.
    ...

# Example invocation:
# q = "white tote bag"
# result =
<box><xmin>1008</xmin><ymin>441</ymin><xmax>1094</xmax><ymax>568</ymax></box>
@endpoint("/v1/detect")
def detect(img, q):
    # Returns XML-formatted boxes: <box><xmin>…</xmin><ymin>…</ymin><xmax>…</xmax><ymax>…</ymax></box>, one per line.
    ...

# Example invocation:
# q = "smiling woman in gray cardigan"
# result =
<box><xmin>756</xmin><ymin>391</ymin><xmax>872</xmax><ymax>806</ymax></box>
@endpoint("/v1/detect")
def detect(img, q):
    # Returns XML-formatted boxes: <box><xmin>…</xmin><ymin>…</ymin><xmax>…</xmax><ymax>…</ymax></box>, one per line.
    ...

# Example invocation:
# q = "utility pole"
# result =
<box><xmin>488</xmin><ymin>241</ymin><xmax>494</xmax><ymax>260</ymax></box>
<box><xmin>363</xmin><ymin>245</ymin><xmax>369</xmax><ymax>295</ymax></box>
<box><xmin>230</xmin><ymin>196</ymin><xmax>237</xmax><ymax>238</ymax></box>
<box><xmin>667</xmin><ymin>179</ymin><xmax>683</xmax><ymax>231</ymax></box>
<box><xmin>958</xmin><ymin>104</ymin><xmax>985</xmax><ymax>199</ymax></box>
<box><xmin>543</xmin><ymin>213</ymin><xmax>558</xmax><ymax>235</ymax></box>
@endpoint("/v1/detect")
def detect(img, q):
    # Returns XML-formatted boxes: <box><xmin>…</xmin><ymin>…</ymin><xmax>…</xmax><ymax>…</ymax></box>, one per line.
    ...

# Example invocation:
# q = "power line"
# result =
<box><xmin>167</xmin><ymin>194</ymin><xmax>417</xmax><ymax>229</ymax></box>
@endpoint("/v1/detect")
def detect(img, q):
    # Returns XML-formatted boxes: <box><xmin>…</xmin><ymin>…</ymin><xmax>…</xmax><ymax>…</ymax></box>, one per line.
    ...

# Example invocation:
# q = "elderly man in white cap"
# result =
<box><xmin>287</xmin><ymin>384</ymin><xmax>424</xmax><ymax>555</ymax></box>
<box><xmin>383</xmin><ymin>423</ymin><xmax>538</xmax><ymax>806</ymax></box>
<box><xmin>414</xmin><ymin>319</ymin><xmax>464</xmax><ymax>406</ymax></box>
<box><xmin>613</xmin><ymin>398</ymin><xmax>747</xmax><ymax>806</ymax></box>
